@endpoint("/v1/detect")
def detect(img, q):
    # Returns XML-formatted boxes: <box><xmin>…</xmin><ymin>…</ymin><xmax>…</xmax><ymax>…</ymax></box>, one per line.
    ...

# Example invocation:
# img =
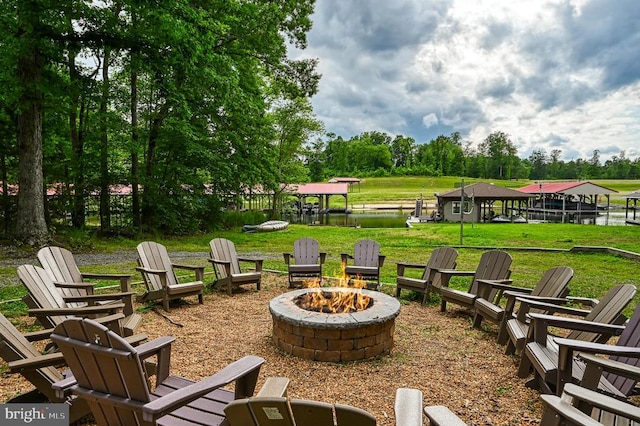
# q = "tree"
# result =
<box><xmin>528</xmin><ymin>149</ymin><xmax>548</xmax><ymax>180</ymax></box>
<box><xmin>390</xmin><ymin>135</ymin><xmax>415</xmax><ymax>168</ymax></box>
<box><xmin>478</xmin><ymin>131</ymin><xmax>518</xmax><ymax>179</ymax></box>
<box><xmin>264</xmin><ymin>97</ymin><xmax>323</xmax><ymax>218</ymax></box>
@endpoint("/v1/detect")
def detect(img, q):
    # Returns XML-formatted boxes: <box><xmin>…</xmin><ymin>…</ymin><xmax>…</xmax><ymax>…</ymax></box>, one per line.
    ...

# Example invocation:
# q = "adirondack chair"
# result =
<box><xmin>540</xmin><ymin>382</ymin><xmax>640</xmax><ymax>426</ymax></box>
<box><xmin>136</xmin><ymin>241</ymin><xmax>205</xmax><ymax>311</ymax></box>
<box><xmin>395</xmin><ymin>247</ymin><xmax>459</xmax><ymax>304</ymax></box>
<box><xmin>438</xmin><ymin>250</ymin><xmax>513</xmax><ymax>313</ymax></box>
<box><xmin>224</xmin><ymin>377</ymin><xmax>424</xmax><ymax>426</ymax></box>
<box><xmin>50</xmin><ymin>317</ymin><xmax>265</xmax><ymax>426</ymax></box>
<box><xmin>209</xmin><ymin>238</ymin><xmax>263</xmax><ymax>295</ymax></box>
<box><xmin>518</xmin><ymin>284</ymin><xmax>637</xmax><ymax>394</ymax></box>
<box><xmin>283</xmin><ymin>237</ymin><xmax>326</xmax><ymax>288</ymax></box>
<box><xmin>37</xmin><ymin>246</ymin><xmax>141</xmax><ymax>336</ymax></box>
<box><xmin>504</xmin><ymin>292</ymin><xmax>601</xmax><ymax>356</ymax></box>
<box><xmin>18</xmin><ymin>264</ymin><xmax>132</xmax><ymax>336</ymax></box>
<box><xmin>0</xmin><ymin>313</ymin><xmax>146</xmax><ymax>423</ymax></box>
<box><xmin>472</xmin><ymin>266</ymin><xmax>573</xmax><ymax>337</ymax></box>
<box><xmin>341</xmin><ymin>239</ymin><xmax>386</xmax><ymax>291</ymax></box>
<box><xmin>549</xmin><ymin>303</ymin><xmax>640</xmax><ymax>397</ymax></box>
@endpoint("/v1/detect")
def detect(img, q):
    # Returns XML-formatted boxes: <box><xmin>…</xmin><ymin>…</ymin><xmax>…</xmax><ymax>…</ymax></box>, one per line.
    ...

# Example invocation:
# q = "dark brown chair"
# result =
<box><xmin>37</xmin><ymin>246</ymin><xmax>141</xmax><ymax>336</ymax></box>
<box><xmin>18</xmin><ymin>264</ymin><xmax>131</xmax><ymax>336</ymax></box>
<box><xmin>51</xmin><ymin>317</ymin><xmax>265</xmax><ymax>426</ymax></box>
<box><xmin>209</xmin><ymin>238</ymin><xmax>262</xmax><ymax>295</ymax></box>
<box><xmin>136</xmin><ymin>241</ymin><xmax>205</xmax><ymax>311</ymax></box>
<box><xmin>283</xmin><ymin>237</ymin><xmax>326</xmax><ymax>288</ymax></box>
<box><xmin>341</xmin><ymin>239</ymin><xmax>385</xmax><ymax>290</ymax></box>
<box><xmin>0</xmin><ymin>313</ymin><xmax>146</xmax><ymax>423</ymax></box>
<box><xmin>395</xmin><ymin>247</ymin><xmax>458</xmax><ymax>304</ymax></box>
<box><xmin>438</xmin><ymin>250</ymin><xmax>513</xmax><ymax>313</ymax></box>
<box><xmin>225</xmin><ymin>377</ymin><xmax>424</xmax><ymax>426</ymax></box>
<box><xmin>472</xmin><ymin>266</ymin><xmax>573</xmax><ymax>338</ymax></box>
<box><xmin>518</xmin><ymin>284</ymin><xmax>637</xmax><ymax>394</ymax></box>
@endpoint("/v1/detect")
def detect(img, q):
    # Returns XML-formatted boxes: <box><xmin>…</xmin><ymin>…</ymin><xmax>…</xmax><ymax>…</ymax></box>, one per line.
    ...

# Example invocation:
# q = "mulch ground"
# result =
<box><xmin>1</xmin><ymin>273</ymin><xmax>544</xmax><ymax>425</ymax></box>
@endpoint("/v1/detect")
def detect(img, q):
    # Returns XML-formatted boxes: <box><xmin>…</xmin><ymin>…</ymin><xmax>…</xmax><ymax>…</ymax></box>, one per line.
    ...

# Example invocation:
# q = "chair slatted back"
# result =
<box><xmin>293</xmin><ymin>238</ymin><xmax>320</xmax><ymax>265</ymax></box>
<box><xmin>137</xmin><ymin>242</ymin><xmax>179</xmax><ymax>291</ymax></box>
<box><xmin>18</xmin><ymin>265</ymin><xmax>71</xmax><ymax>327</ymax></box>
<box><xmin>352</xmin><ymin>239</ymin><xmax>381</xmax><ymax>268</ymax></box>
<box><xmin>531</xmin><ymin>266</ymin><xmax>573</xmax><ymax>299</ymax></box>
<box><xmin>210</xmin><ymin>238</ymin><xmax>241</xmax><ymax>278</ymax></box>
<box><xmin>51</xmin><ymin>318</ymin><xmax>151</xmax><ymax>426</ymax></box>
<box><xmin>38</xmin><ymin>246</ymin><xmax>86</xmax><ymax>307</ymax></box>
<box><xmin>424</xmin><ymin>247</ymin><xmax>458</xmax><ymax>291</ymax></box>
<box><xmin>467</xmin><ymin>250</ymin><xmax>513</xmax><ymax>298</ymax></box>
<box><xmin>225</xmin><ymin>397</ymin><xmax>377</xmax><ymax>425</ymax></box>
<box><xmin>0</xmin><ymin>314</ymin><xmax>62</xmax><ymax>400</ymax></box>
<box><xmin>605</xmin><ymin>304</ymin><xmax>640</xmax><ymax>396</ymax></box>
<box><xmin>567</xmin><ymin>284</ymin><xmax>636</xmax><ymax>343</ymax></box>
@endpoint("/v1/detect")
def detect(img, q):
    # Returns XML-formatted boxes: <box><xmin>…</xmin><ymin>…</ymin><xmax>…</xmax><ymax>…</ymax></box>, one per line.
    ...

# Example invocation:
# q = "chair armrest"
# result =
<box><xmin>28</xmin><ymin>303</ymin><xmax>125</xmax><ymax>317</ymax></box>
<box><xmin>238</xmin><ymin>257</ymin><xmax>263</xmax><ymax>272</ymax></box>
<box><xmin>475</xmin><ymin>279</ymin><xmax>518</xmax><ymax>300</ymax></box>
<box><xmin>142</xmin><ymin>355</ymin><xmax>265</xmax><ymax>422</ymax></box>
<box><xmin>436</xmin><ymin>269</ymin><xmax>475</xmax><ymax>276</ymax></box>
<box><xmin>256</xmin><ymin>377</ymin><xmax>290</xmax><ymax>397</ymax></box>
<box><xmin>540</xmin><ymin>387</ymin><xmax>612</xmax><ymax>426</ymax></box>
<box><xmin>555</xmin><ymin>337</ymin><xmax>640</xmax><ymax>373</ymax></box>
<box><xmin>395</xmin><ymin>388</ymin><xmax>423</xmax><ymax>426</ymax></box>
<box><xmin>528</xmin><ymin>313</ymin><xmax>625</xmax><ymax>345</ymax></box>
<box><xmin>341</xmin><ymin>254</ymin><xmax>353</xmax><ymax>263</ymax></box>
<box><xmin>23</xmin><ymin>328</ymin><xmax>55</xmax><ymax>342</ymax></box>
<box><xmin>62</xmin><ymin>292</ymin><xmax>135</xmax><ymax>303</ymax></box>
<box><xmin>319</xmin><ymin>252</ymin><xmax>327</xmax><ymax>264</ymax></box>
<box><xmin>81</xmin><ymin>273</ymin><xmax>133</xmax><ymax>292</ymax></box>
<box><xmin>283</xmin><ymin>253</ymin><xmax>292</xmax><ymax>265</ymax></box>
<box><xmin>53</xmin><ymin>281</ymin><xmax>95</xmax><ymax>290</ymax></box>
<box><xmin>172</xmin><ymin>264</ymin><xmax>205</xmax><ymax>281</ymax></box>
<box><xmin>566</xmin><ymin>296</ymin><xmax>599</xmax><ymax>307</ymax></box>
<box><xmin>564</xmin><ymin>383</ymin><xmax>640</xmax><ymax>422</ymax></box>
<box><xmin>516</xmin><ymin>297</ymin><xmax>591</xmax><ymax>317</ymax></box>
<box><xmin>8</xmin><ymin>352</ymin><xmax>66</xmax><ymax>372</ymax></box>
<box><xmin>136</xmin><ymin>266</ymin><xmax>168</xmax><ymax>276</ymax></box>
<box><xmin>136</xmin><ymin>336</ymin><xmax>177</xmax><ymax>360</ymax></box>
<box><xmin>424</xmin><ymin>406</ymin><xmax>467</xmax><ymax>426</ymax></box>
<box><xmin>207</xmin><ymin>258</ymin><xmax>231</xmax><ymax>266</ymax></box>
<box><xmin>378</xmin><ymin>255</ymin><xmax>386</xmax><ymax>268</ymax></box>
<box><xmin>396</xmin><ymin>262</ymin><xmax>426</xmax><ymax>277</ymax></box>
<box><xmin>579</xmin><ymin>353</ymin><xmax>640</xmax><ymax>383</ymax></box>
<box><xmin>52</xmin><ymin>375</ymin><xmax>80</xmax><ymax>399</ymax></box>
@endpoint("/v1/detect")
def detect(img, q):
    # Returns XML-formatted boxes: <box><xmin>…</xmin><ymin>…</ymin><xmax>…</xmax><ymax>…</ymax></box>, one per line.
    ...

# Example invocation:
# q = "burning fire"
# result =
<box><xmin>295</xmin><ymin>264</ymin><xmax>372</xmax><ymax>313</ymax></box>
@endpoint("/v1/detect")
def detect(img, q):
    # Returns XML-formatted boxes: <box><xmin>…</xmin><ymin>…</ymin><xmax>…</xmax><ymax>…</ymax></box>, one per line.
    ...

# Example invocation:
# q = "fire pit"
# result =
<box><xmin>270</xmin><ymin>287</ymin><xmax>401</xmax><ymax>362</ymax></box>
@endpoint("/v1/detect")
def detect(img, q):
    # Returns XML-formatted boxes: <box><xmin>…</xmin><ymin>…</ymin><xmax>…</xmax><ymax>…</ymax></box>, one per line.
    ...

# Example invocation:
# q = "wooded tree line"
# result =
<box><xmin>0</xmin><ymin>0</ymin><xmax>320</xmax><ymax>243</ymax></box>
<box><xmin>307</xmin><ymin>131</ymin><xmax>640</xmax><ymax>183</ymax></box>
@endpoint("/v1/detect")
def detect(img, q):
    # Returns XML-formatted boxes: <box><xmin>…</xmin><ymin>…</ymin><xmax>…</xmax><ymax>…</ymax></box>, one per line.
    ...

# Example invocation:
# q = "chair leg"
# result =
<box><xmin>440</xmin><ymin>300</ymin><xmax>447</xmax><ymax>312</ymax></box>
<box><xmin>163</xmin><ymin>297</ymin><xmax>170</xmax><ymax>312</ymax></box>
<box><xmin>198</xmin><ymin>292</ymin><xmax>204</xmax><ymax>305</ymax></box>
<box><xmin>256</xmin><ymin>279</ymin><xmax>261</xmax><ymax>291</ymax></box>
<box><xmin>517</xmin><ymin>350</ymin><xmax>533</xmax><ymax>378</ymax></box>
<box><xmin>505</xmin><ymin>340</ymin><xmax>516</xmax><ymax>355</ymax></box>
<box><xmin>472</xmin><ymin>313</ymin><xmax>483</xmax><ymax>328</ymax></box>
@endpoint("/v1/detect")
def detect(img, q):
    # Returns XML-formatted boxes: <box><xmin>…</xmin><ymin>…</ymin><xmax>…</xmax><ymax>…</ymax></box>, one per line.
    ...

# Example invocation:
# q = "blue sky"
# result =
<box><xmin>290</xmin><ymin>0</ymin><xmax>640</xmax><ymax>161</ymax></box>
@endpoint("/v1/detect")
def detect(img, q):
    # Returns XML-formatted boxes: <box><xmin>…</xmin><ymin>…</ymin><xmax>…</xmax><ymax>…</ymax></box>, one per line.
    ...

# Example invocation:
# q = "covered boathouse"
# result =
<box><xmin>518</xmin><ymin>181</ymin><xmax>617</xmax><ymax>223</ymax></box>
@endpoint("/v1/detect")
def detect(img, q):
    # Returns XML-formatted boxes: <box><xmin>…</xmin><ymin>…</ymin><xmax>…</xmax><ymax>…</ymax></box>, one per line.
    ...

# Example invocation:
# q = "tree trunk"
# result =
<box><xmin>130</xmin><ymin>33</ymin><xmax>141</xmax><ymax>228</ymax></box>
<box><xmin>15</xmin><ymin>2</ymin><xmax>48</xmax><ymax>245</ymax></box>
<box><xmin>99</xmin><ymin>47</ymin><xmax>111</xmax><ymax>231</ymax></box>
<box><xmin>68</xmin><ymin>48</ymin><xmax>86</xmax><ymax>228</ymax></box>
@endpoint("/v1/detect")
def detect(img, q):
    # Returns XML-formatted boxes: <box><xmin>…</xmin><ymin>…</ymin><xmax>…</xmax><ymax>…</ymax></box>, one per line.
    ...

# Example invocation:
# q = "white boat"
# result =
<box><xmin>242</xmin><ymin>220</ymin><xmax>289</xmax><ymax>233</ymax></box>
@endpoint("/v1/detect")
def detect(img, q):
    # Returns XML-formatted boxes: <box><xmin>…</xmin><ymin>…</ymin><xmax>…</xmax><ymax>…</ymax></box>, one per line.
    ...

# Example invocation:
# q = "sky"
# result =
<box><xmin>289</xmin><ymin>0</ymin><xmax>640</xmax><ymax>162</ymax></box>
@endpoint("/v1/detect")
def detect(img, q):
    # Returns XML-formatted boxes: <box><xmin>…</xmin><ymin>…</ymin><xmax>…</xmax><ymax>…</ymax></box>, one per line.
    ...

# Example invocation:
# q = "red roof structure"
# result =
<box><xmin>518</xmin><ymin>181</ymin><xmax>617</xmax><ymax>195</ymax></box>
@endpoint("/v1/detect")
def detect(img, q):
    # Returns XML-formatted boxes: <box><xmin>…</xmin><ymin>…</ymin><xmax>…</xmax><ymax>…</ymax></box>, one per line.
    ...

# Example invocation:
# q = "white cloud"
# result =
<box><xmin>291</xmin><ymin>0</ymin><xmax>640</xmax><ymax>161</ymax></box>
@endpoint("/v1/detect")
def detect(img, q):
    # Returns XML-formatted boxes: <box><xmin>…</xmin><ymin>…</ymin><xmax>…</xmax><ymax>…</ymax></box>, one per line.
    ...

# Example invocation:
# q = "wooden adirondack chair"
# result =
<box><xmin>18</xmin><ymin>264</ymin><xmax>132</xmax><ymax>336</ymax></box>
<box><xmin>224</xmin><ymin>377</ymin><xmax>423</xmax><ymax>426</ymax></box>
<box><xmin>37</xmin><ymin>246</ymin><xmax>141</xmax><ymax>336</ymax></box>
<box><xmin>395</xmin><ymin>247</ymin><xmax>459</xmax><ymax>304</ymax></box>
<box><xmin>518</xmin><ymin>284</ymin><xmax>637</xmax><ymax>394</ymax></box>
<box><xmin>540</xmin><ymin>382</ymin><xmax>640</xmax><ymax>426</ymax></box>
<box><xmin>0</xmin><ymin>313</ymin><xmax>146</xmax><ymax>423</ymax></box>
<box><xmin>550</xmin><ymin>303</ymin><xmax>640</xmax><ymax>398</ymax></box>
<box><xmin>136</xmin><ymin>241</ymin><xmax>205</xmax><ymax>311</ymax></box>
<box><xmin>472</xmin><ymin>266</ymin><xmax>573</xmax><ymax>337</ymax></box>
<box><xmin>504</xmin><ymin>292</ymin><xmax>601</xmax><ymax>356</ymax></box>
<box><xmin>209</xmin><ymin>238</ymin><xmax>263</xmax><ymax>295</ymax></box>
<box><xmin>283</xmin><ymin>237</ymin><xmax>326</xmax><ymax>288</ymax></box>
<box><xmin>438</xmin><ymin>250</ymin><xmax>513</xmax><ymax>313</ymax></box>
<box><xmin>341</xmin><ymin>239</ymin><xmax>386</xmax><ymax>291</ymax></box>
<box><xmin>50</xmin><ymin>317</ymin><xmax>265</xmax><ymax>426</ymax></box>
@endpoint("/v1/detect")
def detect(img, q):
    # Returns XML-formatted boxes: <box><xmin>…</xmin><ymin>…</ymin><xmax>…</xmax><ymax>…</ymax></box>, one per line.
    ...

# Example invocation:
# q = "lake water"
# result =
<box><xmin>285</xmin><ymin>211</ymin><xmax>631</xmax><ymax>228</ymax></box>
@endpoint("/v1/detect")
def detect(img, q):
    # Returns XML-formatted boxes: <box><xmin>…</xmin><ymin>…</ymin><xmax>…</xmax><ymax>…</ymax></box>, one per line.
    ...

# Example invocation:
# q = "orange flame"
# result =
<box><xmin>298</xmin><ymin>263</ymin><xmax>371</xmax><ymax>313</ymax></box>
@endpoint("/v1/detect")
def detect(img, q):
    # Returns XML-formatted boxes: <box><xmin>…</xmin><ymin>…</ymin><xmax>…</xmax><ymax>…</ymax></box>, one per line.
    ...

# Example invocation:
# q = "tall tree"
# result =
<box><xmin>478</xmin><ymin>131</ymin><xmax>518</xmax><ymax>179</ymax></box>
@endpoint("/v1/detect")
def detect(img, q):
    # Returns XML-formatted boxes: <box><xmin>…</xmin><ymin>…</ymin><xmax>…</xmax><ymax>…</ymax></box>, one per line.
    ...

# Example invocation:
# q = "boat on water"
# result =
<box><xmin>490</xmin><ymin>214</ymin><xmax>526</xmax><ymax>223</ymax></box>
<box><xmin>242</xmin><ymin>220</ymin><xmax>289</xmax><ymax>233</ymax></box>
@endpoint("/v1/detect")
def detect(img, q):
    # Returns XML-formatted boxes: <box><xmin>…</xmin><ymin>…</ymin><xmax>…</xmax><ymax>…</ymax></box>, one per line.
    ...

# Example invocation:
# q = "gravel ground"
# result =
<box><xmin>1</xmin><ymin>269</ymin><xmax>545</xmax><ymax>425</ymax></box>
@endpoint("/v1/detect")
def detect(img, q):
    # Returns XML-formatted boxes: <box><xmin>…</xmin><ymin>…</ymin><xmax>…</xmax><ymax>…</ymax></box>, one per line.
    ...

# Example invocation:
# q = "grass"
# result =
<box><xmin>1</xmin><ymin>176</ymin><xmax>639</xmax><ymax>318</ymax></box>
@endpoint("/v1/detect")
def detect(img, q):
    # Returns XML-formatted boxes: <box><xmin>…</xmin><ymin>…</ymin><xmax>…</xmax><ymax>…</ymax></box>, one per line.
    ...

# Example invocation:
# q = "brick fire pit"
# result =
<box><xmin>269</xmin><ymin>287</ymin><xmax>401</xmax><ymax>362</ymax></box>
